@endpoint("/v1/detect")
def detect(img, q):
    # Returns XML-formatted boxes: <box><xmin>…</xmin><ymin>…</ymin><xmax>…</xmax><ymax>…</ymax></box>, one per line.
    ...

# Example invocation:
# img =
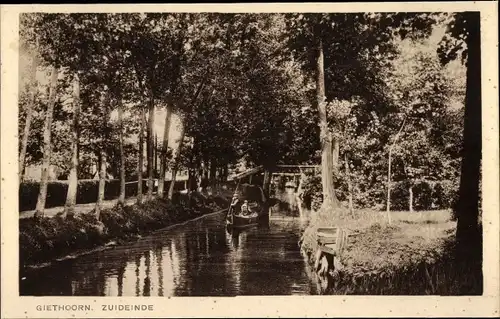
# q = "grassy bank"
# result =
<box><xmin>20</xmin><ymin>191</ymin><xmax>231</xmax><ymax>269</ymax></box>
<box><xmin>300</xmin><ymin>208</ymin><xmax>482</xmax><ymax>295</ymax></box>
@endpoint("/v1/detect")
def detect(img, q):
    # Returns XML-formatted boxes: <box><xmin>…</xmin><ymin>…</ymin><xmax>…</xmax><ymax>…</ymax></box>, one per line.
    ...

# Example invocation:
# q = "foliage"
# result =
<box><xmin>301</xmin><ymin>173</ymin><xmax>323</xmax><ymax>211</ymax></box>
<box><xmin>19</xmin><ymin>12</ymin><xmax>466</xmax><ymax>213</ymax></box>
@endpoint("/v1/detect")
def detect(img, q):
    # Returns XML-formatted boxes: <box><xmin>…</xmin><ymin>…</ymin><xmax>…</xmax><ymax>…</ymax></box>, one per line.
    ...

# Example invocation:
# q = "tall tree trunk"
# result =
<box><xmin>386</xmin><ymin>148</ymin><xmax>392</xmax><ymax>221</ymax></box>
<box><xmin>209</xmin><ymin>159</ymin><xmax>217</xmax><ymax>188</ymax></box>
<box><xmin>188</xmin><ymin>141</ymin><xmax>196</xmax><ymax>192</ymax></box>
<box><xmin>332</xmin><ymin>138</ymin><xmax>340</xmax><ymax>176</ymax></box>
<box><xmin>95</xmin><ymin>148</ymin><xmax>106</xmax><ymax>220</ymax></box>
<box><xmin>188</xmin><ymin>168</ymin><xmax>196</xmax><ymax>192</ymax></box>
<box><xmin>19</xmin><ymin>55</ymin><xmax>39</xmax><ymax>182</ymax></box>
<box><xmin>167</xmin><ymin>119</ymin><xmax>186</xmax><ymax>200</ymax></box>
<box><xmin>154</xmin><ymin>133</ymin><xmax>158</xmax><ymax>176</ymax></box>
<box><xmin>158</xmin><ymin>104</ymin><xmax>172</xmax><ymax>198</ymax></box>
<box><xmin>409</xmin><ymin>185</ymin><xmax>414</xmax><ymax>213</ymax></box>
<box><xmin>63</xmin><ymin>74</ymin><xmax>81</xmax><ymax>218</ymax></box>
<box><xmin>117</xmin><ymin>98</ymin><xmax>126</xmax><ymax>205</ymax></box>
<box><xmin>315</xmin><ymin>36</ymin><xmax>337</xmax><ymax>209</ymax></box>
<box><xmin>219</xmin><ymin>167</ymin><xmax>224</xmax><ymax>184</ymax></box>
<box><xmin>167</xmin><ymin>77</ymin><xmax>207</xmax><ymax>200</ymax></box>
<box><xmin>147</xmin><ymin>93</ymin><xmax>155</xmax><ymax>200</ymax></box>
<box><xmin>345</xmin><ymin>153</ymin><xmax>354</xmax><ymax>217</ymax></box>
<box><xmin>262</xmin><ymin>169</ymin><xmax>271</xmax><ymax>200</ymax></box>
<box><xmin>34</xmin><ymin>66</ymin><xmax>58</xmax><ymax>219</ymax></box>
<box><xmin>223</xmin><ymin>164</ymin><xmax>228</xmax><ymax>182</ymax></box>
<box><xmin>95</xmin><ymin>94</ymin><xmax>110</xmax><ymax>219</ymax></box>
<box><xmin>137</xmin><ymin>107</ymin><xmax>146</xmax><ymax>203</ymax></box>
<box><xmin>202</xmin><ymin>158</ymin><xmax>209</xmax><ymax>180</ymax></box>
<box><xmin>455</xmin><ymin>13</ymin><xmax>482</xmax><ymax>253</ymax></box>
<box><xmin>386</xmin><ymin>117</ymin><xmax>406</xmax><ymax>224</ymax></box>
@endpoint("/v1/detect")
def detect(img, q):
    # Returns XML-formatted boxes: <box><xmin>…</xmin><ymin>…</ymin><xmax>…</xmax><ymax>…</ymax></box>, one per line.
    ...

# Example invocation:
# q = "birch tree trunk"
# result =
<box><xmin>95</xmin><ymin>94</ymin><xmax>111</xmax><ymax>219</ymax></box>
<box><xmin>345</xmin><ymin>153</ymin><xmax>354</xmax><ymax>217</ymax></box>
<box><xmin>19</xmin><ymin>55</ymin><xmax>39</xmax><ymax>182</ymax></box>
<box><xmin>158</xmin><ymin>104</ymin><xmax>172</xmax><ymax>198</ymax></box>
<box><xmin>154</xmin><ymin>133</ymin><xmax>158</xmax><ymax>175</ymax></box>
<box><xmin>64</xmin><ymin>74</ymin><xmax>81</xmax><ymax>218</ymax></box>
<box><xmin>409</xmin><ymin>185</ymin><xmax>414</xmax><ymax>213</ymax></box>
<box><xmin>386</xmin><ymin>117</ymin><xmax>406</xmax><ymax>224</ymax></box>
<box><xmin>95</xmin><ymin>149</ymin><xmax>107</xmax><ymax>220</ymax></box>
<box><xmin>167</xmin><ymin>119</ymin><xmax>186</xmax><ymax>200</ymax></box>
<box><xmin>147</xmin><ymin>92</ymin><xmax>155</xmax><ymax>200</ymax></box>
<box><xmin>386</xmin><ymin>148</ymin><xmax>392</xmax><ymax>219</ymax></box>
<box><xmin>34</xmin><ymin>66</ymin><xmax>58</xmax><ymax>219</ymax></box>
<box><xmin>117</xmin><ymin>98</ymin><xmax>126</xmax><ymax>205</ymax></box>
<box><xmin>137</xmin><ymin>108</ymin><xmax>146</xmax><ymax>204</ymax></box>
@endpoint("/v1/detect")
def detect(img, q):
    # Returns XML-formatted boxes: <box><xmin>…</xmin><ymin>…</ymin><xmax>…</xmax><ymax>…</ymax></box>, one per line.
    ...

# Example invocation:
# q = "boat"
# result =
<box><xmin>226</xmin><ymin>183</ymin><xmax>269</xmax><ymax>228</ymax></box>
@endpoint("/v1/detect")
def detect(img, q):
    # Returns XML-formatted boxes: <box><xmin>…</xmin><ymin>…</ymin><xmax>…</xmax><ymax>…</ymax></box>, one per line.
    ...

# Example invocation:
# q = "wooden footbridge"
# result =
<box><xmin>228</xmin><ymin>164</ymin><xmax>320</xmax><ymax>191</ymax></box>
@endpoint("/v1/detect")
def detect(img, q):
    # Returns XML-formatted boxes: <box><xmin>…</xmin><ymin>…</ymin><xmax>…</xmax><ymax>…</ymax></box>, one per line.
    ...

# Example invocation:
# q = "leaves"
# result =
<box><xmin>19</xmin><ymin>12</ymin><xmax>464</xmax><ymax>212</ymax></box>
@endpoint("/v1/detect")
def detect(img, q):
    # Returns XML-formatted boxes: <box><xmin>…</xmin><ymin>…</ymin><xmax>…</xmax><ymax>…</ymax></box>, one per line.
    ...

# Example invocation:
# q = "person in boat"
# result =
<box><xmin>241</xmin><ymin>200</ymin><xmax>250</xmax><ymax>216</ymax></box>
<box><xmin>231</xmin><ymin>194</ymin><xmax>239</xmax><ymax>207</ymax></box>
<box><xmin>229</xmin><ymin>194</ymin><xmax>240</xmax><ymax>217</ymax></box>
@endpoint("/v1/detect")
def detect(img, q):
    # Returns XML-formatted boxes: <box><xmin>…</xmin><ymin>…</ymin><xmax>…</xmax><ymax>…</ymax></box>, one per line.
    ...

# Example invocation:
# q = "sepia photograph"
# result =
<box><xmin>1</xmin><ymin>2</ymin><xmax>499</xmax><ymax>318</ymax></box>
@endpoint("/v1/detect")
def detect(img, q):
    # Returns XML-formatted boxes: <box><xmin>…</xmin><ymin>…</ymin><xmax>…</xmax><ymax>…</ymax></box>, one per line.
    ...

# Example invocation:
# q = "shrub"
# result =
<box><xmin>301</xmin><ymin>173</ymin><xmax>323</xmax><ymax>210</ymax></box>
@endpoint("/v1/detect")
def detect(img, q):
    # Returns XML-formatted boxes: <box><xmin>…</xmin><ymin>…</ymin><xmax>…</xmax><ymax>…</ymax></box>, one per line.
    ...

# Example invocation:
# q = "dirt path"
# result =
<box><xmin>19</xmin><ymin>197</ymin><xmax>139</xmax><ymax>219</ymax></box>
<box><xmin>19</xmin><ymin>188</ymin><xmax>234</xmax><ymax>219</ymax></box>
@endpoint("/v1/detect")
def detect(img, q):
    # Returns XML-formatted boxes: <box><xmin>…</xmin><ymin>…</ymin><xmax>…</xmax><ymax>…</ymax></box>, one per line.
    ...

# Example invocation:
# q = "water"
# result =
<box><xmin>20</xmin><ymin>194</ymin><xmax>320</xmax><ymax>296</ymax></box>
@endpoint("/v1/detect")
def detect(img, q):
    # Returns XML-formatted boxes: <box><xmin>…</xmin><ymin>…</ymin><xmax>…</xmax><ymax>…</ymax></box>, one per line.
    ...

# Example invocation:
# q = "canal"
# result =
<box><xmin>20</xmin><ymin>190</ymin><xmax>321</xmax><ymax>296</ymax></box>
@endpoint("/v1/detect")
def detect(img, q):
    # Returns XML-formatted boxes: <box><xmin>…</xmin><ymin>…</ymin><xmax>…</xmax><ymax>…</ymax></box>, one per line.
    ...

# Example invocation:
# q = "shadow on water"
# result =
<box><xmin>20</xmin><ymin>190</ymin><xmax>320</xmax><ymax>296</ymax></box>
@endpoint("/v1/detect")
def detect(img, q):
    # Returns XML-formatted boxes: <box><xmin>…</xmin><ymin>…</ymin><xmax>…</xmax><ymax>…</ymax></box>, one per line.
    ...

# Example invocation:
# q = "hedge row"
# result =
<box><xmin>300</xmin><ymin>173</ymin><xmax>458</xmax><ymax>211</ymax></box>
<box><xmin>19</xmin><ymin>180</ymin><xmax>187</xmax><ymax>212</ymax></box>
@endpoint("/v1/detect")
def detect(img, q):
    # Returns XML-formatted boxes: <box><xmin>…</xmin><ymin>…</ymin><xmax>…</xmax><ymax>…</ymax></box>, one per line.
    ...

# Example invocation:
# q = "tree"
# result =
<box><xmin>167</xmin><ymin>76</ymin><xmax>208</xmax><ymax>200</ymax></box>
<box><xmin>287</xmin><ymin>13</ymin><xmax>440</xmax><ymax>213</ymax></box>
<box><xmin>146</xmin><ymin>92</ymin><xmax>156</xmax><ymax>200</ymax></box>
<box><xmin>157</xmin><ymin>103</ymin><xmax>172</xmax><ymax>198</ymax></box>
<box><xmin>127</xmin><ymin>13</ymin><xmax>186</xmax><ymax>200</ymax></box>
<box><xmin>34</xmin><ymin>66</ymin><xmax>59</xmax><ymax>218</ymax></box>
<box><xmin>137</xmin><ymin>107</ymin><xmax>146</xmax><ymax>203</ymax></box>
<box><xmin>314</xmin><ymin>24</ymin><xmax>337</xmax><ymax>208</ymax></box>
<box><xmin>438</xmin><ymin>12</ymin><xmax>482</xmax><ymax>252</ymax></box>
<box><xmin>94</xmin><ymin>91</ymin><xmax>112</xmax><ymax>219</ymax></box>
<box><xmin>117</xmin><ymin>98</ymin><xmax>126</xmax><ymax>204</ymax></box>
<box><xmin>18</xmin><ymin>51</ymin><xmax>39</xmax><ymax>182</ymax></box>
<box><xmin>63</xmin><ymin>74</ymin><xmax>81</xmax><ymax>217</ymax></box>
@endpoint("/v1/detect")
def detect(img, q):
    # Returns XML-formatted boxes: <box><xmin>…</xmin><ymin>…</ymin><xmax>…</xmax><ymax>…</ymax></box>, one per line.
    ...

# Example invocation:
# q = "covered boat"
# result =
<box><xmin>226</xmin><ymin>183</ymin><xmax>269</xmax><ymax>228</ymax></box>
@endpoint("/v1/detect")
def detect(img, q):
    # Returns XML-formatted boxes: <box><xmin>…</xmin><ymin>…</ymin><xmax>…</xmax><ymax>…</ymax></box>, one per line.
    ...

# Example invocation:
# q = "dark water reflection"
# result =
<box><xmin>20</xmin><ymin>197</ymin><xmax>319</xmax><ymax>296</ymax></box>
